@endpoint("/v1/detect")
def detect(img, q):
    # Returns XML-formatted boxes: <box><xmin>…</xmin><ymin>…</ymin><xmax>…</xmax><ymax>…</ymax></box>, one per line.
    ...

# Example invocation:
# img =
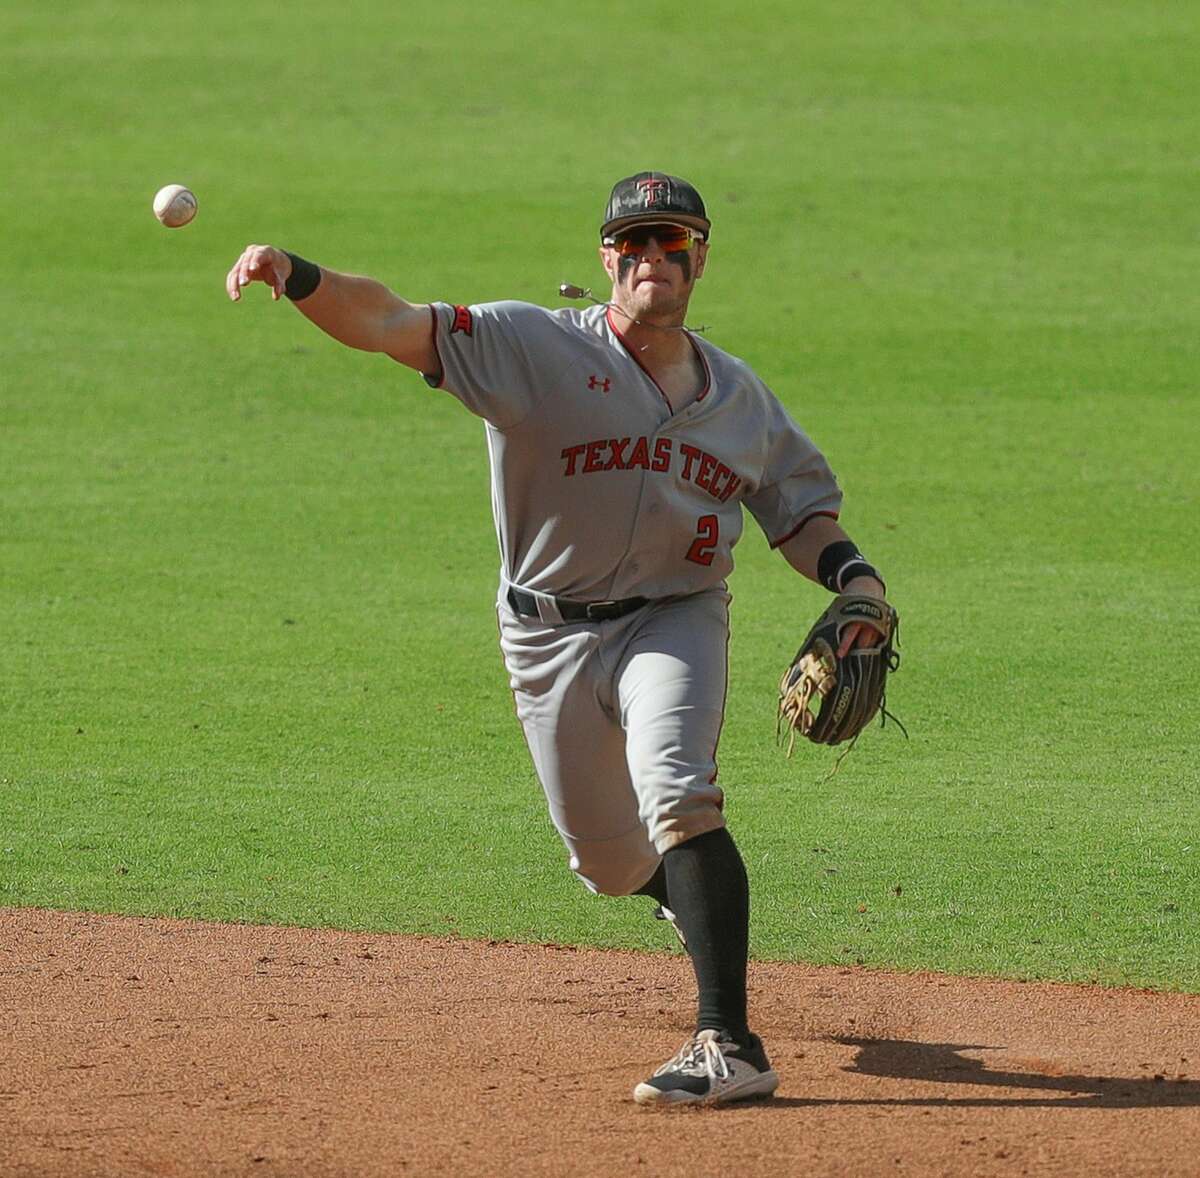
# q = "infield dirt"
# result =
<box><xmin>2</xmin><ymin>908</ymin><xmax>1198</xmax><ymax>1177</ymax></box>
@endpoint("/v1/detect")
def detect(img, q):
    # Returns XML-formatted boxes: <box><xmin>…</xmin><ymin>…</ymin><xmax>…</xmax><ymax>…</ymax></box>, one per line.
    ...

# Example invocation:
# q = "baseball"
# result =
<box><xmin>153</xmin><ymin>184</ymin><xmax>197</xmax><ymax>228</ymax></box>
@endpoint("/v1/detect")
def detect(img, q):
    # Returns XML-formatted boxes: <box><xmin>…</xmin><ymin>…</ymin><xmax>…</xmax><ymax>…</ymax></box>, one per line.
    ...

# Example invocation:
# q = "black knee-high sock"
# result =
<box><xmin>662</xmin><ymin>826</ymin><xmax>750</xmax><ymax>1044</ymax></box>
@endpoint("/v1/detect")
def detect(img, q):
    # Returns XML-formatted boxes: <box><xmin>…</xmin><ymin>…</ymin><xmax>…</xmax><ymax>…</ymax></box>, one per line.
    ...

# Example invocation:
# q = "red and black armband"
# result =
<box><xmin>817</xmin><ymin>539</ymin><xmax>885</xmax><ymax>594</ymax></box>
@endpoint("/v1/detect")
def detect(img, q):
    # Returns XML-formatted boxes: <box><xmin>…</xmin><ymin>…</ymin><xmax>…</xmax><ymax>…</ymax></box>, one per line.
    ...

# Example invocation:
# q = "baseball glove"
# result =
<box><xmin>777</xmin><ymin>594</ymin><xmax>901</xmax><ymax>756</ymax></box>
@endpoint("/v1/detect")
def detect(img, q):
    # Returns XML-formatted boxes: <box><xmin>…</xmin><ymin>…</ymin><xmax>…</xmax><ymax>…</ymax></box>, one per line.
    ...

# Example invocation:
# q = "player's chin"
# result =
<box><xmin>632</xmin><ymin>280</ymin><xmax>682</xmax><ymax>313</ymax></box>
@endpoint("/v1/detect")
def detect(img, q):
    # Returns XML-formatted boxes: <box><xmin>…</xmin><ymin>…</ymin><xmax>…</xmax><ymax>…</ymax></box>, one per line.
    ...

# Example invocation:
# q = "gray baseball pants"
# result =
<box><xmin>497</xmin><ymin>586</ymin><xmax>730</xmax><ymax>896</ymax></box>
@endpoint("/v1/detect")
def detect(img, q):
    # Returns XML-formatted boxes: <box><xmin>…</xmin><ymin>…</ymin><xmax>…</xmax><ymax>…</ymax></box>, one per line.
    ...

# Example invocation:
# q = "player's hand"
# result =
<box><xmin>225</xmin><ymin>245</ymin><xmax>293</xmax><ymax>302</ymax></box>
<box><xmin>837</xmin><ymin>575</ymin><xmax>889</xmax><ymax>656</ymax></box>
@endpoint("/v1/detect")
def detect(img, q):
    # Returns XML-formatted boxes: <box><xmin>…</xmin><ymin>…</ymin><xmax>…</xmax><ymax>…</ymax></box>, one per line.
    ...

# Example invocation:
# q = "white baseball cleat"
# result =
<box><xmin>633</xmin><ymin>1029</ymin><xmax>780</xmax><ymax>1105</ymax></box>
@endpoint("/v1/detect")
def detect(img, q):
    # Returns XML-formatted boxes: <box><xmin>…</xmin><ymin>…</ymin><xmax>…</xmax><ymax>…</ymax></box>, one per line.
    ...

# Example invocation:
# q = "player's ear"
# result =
<box><xmin>599</xmin><ymin>244</ymin><xmax>616</xmax><ymax>282</ymax></box>
<box><xmin>694</xmin><ymin>241</ymin><xmax>709</xmax><ymax>281</ymax></box>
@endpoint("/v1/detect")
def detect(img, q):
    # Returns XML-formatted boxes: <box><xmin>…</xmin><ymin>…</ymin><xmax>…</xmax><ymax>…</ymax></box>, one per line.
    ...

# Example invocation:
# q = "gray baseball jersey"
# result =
<box><xmin>425</xmin><ymin>301</ymin><xmax>842</xmax><ymax>603</ymax></box>
<box><xmin>423</xmin><ymin>298</ymin><xmax>842</xmax><ymax>894</ymax></box>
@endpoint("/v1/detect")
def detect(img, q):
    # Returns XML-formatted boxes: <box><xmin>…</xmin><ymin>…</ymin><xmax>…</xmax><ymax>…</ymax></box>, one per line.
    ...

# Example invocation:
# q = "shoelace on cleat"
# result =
<box><xmin>655</xmin><ymin>1032</ymin><xmax>731</xmax><ymax>1083</ymax></box>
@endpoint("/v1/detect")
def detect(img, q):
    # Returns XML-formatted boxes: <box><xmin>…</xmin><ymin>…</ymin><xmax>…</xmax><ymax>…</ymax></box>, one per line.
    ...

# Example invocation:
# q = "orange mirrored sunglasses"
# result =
<box><xmin>603</xmin><ymin>224</ymin><xmax>704</xmax><ymax>257</ymax></box>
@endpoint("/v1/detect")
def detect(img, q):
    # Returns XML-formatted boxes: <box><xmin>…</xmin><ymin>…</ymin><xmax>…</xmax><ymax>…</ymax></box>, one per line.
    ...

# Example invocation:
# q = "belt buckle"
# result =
<box><xmin>585</xmin><ymin>599</ymin><xmax>621</xmax><ymax>621</ymax></box>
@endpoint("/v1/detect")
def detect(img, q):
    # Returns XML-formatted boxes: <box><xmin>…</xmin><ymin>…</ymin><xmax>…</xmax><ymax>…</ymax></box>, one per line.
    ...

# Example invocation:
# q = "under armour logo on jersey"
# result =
<box><xmin>587</xmin><ymin>375</ymin><xmax>611</xmax><ymax>393</ymax></box>
<box><xmin>637</xmin><ymin>178</ymin><xmax>669</xmax><ymax>207</ymax></box>
<box><xmin>451</xmin><ymin>304</ymin><xmax>473</xmax><ymax>336</ymax></box>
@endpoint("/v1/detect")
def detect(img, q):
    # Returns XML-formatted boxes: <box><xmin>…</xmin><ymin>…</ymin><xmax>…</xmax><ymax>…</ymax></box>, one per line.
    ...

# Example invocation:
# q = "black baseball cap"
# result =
<box><xmin>601</xmin><ymin>172</ymin><xmax>710</xmax><ymax>241</ymax></box>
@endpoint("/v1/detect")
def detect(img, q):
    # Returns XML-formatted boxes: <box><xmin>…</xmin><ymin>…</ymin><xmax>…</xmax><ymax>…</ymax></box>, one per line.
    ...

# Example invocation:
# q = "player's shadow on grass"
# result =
<box><xmin>766</xmin><ymin>1038</ymin><xmax>1200</xmax><ymax>1109</ymax></box>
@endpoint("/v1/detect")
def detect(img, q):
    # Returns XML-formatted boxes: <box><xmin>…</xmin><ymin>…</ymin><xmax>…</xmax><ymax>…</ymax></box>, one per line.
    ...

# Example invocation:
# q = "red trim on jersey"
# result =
<box><xmin>606</xmin><ymin>307</ymin><xmax>675</xmax><ymax>414</ymax></box>
<box><xmin>769</xmin><ymin>510</ymin><xmax>840</xmax><ymax>550</ymax></box>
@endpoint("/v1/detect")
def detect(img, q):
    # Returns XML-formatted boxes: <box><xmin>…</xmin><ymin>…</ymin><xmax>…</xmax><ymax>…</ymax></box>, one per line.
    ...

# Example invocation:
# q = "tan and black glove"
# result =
<box><xmin>777</xmin><ymin>594</ymin><xmax>901</xmax><ymax>754</ymax></box>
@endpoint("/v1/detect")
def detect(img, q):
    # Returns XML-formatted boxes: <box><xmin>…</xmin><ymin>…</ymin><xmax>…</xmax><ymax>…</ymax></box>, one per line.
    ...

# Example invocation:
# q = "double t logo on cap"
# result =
<box><xmin>637</xmin><ymin>177</ymin><xmax>670</xmax><ymax>208</ymax></box>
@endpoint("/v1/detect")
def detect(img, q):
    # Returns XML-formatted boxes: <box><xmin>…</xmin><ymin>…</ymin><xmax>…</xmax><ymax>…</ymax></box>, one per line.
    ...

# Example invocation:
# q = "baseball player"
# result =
<box><xmin>225</xmin><ymin>172</ymin><xmax>889</xmax><ymax>1105</ymax></box>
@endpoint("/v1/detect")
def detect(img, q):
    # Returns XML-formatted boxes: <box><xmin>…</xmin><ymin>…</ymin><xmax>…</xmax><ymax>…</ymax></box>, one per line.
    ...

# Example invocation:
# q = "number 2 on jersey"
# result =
<box><xmin>685</xmin><ymin>514</ymin><xmax>719</xmax><ymax>566</ymax></box>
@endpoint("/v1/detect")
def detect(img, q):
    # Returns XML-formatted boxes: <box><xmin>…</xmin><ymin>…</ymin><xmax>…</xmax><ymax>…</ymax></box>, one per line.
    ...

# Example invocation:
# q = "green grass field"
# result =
<box><xmin>3</xmin><ymin>1</ymin><xmax>1197</xmax><ymax>989</ymax></box>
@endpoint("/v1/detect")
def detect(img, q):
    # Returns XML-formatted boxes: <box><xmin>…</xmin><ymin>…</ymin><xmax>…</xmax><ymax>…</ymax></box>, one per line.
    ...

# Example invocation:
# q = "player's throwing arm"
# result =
<box><xmin>224</xmin><ymin>244</ymin><xmax>436</xmax><ymax>373</ymax></box>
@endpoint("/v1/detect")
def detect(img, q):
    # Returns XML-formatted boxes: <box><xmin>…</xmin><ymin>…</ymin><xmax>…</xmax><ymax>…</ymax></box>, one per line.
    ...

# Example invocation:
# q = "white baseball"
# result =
<box><xmin>153</xmin><ymin>184</ymin><xmax>197</xmax><ymax>228</ymax></box>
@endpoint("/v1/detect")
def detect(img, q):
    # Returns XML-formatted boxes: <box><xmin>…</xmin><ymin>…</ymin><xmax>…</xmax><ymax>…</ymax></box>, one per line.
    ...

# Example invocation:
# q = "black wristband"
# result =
<box><xmin>838</xmin><ymin>560</ymin><xmax>886</xmax><ymax>594</ymax></box>
<box><xmin>283</xmin><ymin>252</ymin><xmax>322</xmax><ymax>301</ymax></box>
<box><xmin>816</xmin><ymin>539</ymin><xmax>885</xmax><ymax>594</ymax></box>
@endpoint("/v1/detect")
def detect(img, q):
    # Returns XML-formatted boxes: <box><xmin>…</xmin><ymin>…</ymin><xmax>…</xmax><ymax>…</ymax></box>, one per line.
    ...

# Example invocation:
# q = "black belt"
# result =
<box><xmin>507</xmin><ymin>586</ymin><xmax>650</xmax><ymax>623</ymax></box>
